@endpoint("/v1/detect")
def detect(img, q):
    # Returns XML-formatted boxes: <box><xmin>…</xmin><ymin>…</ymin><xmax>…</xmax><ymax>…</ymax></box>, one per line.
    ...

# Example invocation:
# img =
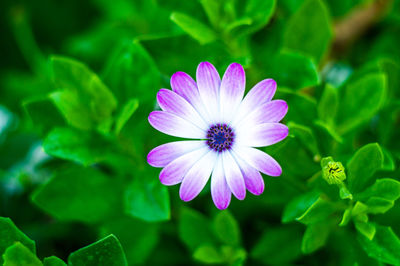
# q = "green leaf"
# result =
<box><xmin>213</xmin><ymin>211</ymin><xmax>240</xmax><ymax>246</ymax></box>
<box><xmin>179</xmin><ymin>207</ymin><xmax>215</xmax><ymax>251</ymax></box>
<box><xmin>339</xmin><ymin>208</ymin><xmax>352</xmax><ymax>226</ymax></box>
<box><xmin>0</xmin><ymin>217</ymin><xmax>36</xmax><ymax>265</ymax></box>
<box><xmin>114</xmin><ymin>98</ymin><xmax>139</xmax><ymax>135</ymax></box>
<box><xmin>124</xmin><ymin>175</ymin><xmax>170</xmax><ymax>222</ymax></box>
<box><xmin>296</xmin><ymin>196</ymin><xmax>336</xmax><ymax>225</ymax></box>
<box><xmin>357</xmin><ymin>178</ymin><xmax>400</xmax><ymax>202</ymax></box>
<box><xmin>193</xmin><ymin>245</ymin><xmax>224</xmax><ymax>264</ymax></box>
<box><xmin>68</xmin><ymin>235</ymin><xmax>127</xmax><ymax>266</ymax></box>
<box><xmin>318</xmin><ymin>84</ymin><xmax>338</xmax><ymax>125</ymax></box>
<box><xmin>43</xmin><ymin>127</ymin><xmax>114</xmax><ymax>166</ymax></box>
<box><xmin>381</xmin><ymin>148</ymin><xmax>396</xmax><ymax>171</ymax></box>
<box><xmin>282</xmin><ymin>0</ymin><xmax>333</xmax><ymax>62</ymax></box>
<box><xmin>3</xmin><ymin>242</ymin><xmax>42</xmax><ymax>266</ymax></box>
<box><xmin>301</xmin><ymin>221</ymin><xmax>332</xmax><ymax>254</ymax></box>
<box><xmin>43</xmin><ymin>256</ymin><xmax>67</xmax><ymax>266</ymax></box>
<box><xmin>242</xmin><ymin>0</ymin><xmax>276</xmax><ymax>34</ymax></box>
<box><xmin>288</xmin><ymin>122</ymin><xmax>319</xmax><ymax>157</ymax></box>
<box><xmin>351</xmin><ymin>201</ymin><xmax>368</xmax><ymax>217</ymax></box>
<box><xmin>337</xmin><ymin>74</ymin><xmax>386</xmax><ymax>134</ymax></box>
<box><xmin>264</xmin><ymin>51</ymin><xmax>320</xmax><ymax>90</ymax></box>
<box><xmin>49</xmin><ymin>56</ymin><xmax>117</xmax><ymax>132</ymax></box>
<box><xmin>32</xmin><ymin>165</ymin><xmax>123</xmax><ymax>223</ymax></box>
<box><xmin>170</xmin><ymin>12</ymin><xmax>217</xmax><ymax>45</ymax></box>
<box><xmin>358</xmin><ymin>225</ymin><xmax>400</xmax><ymax>265</ymax></box>
<box><xmin>364</xmin><ymin>197</ymin><xmax>394</xmax><ymax>214</ymax></box>
<box><xmin>282</xmin><ymin>190</ymin><xmax>320</xmax><ymax>223</ymax></box>
<box><xmin>355</xmin><ymin>221</ymin><xmax>376</xmax><ymax>241</ymax></box>
<box><xmin>347</xmin><ymin>143</ymin><xmax>384</xmax><ymax>193</ymax></box>
<box><xmin>199</xmin><ymin>0</ymin><xmax>221</xmax><ymax>28</ymax></box>
<box><xmin>102</xmin><ymin>41</ymin><xmax>160</xmax><ymax>107</ymax></box>
<box><xmin>314</xmin><ymin>120</ymin><xmax>343</xmax><ymax>143</ymax></box>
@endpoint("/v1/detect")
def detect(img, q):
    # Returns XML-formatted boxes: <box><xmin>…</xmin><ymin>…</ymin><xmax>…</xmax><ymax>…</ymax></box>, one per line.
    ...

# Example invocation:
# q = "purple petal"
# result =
<box><xmin>233</xmin><ymin>146</ymin><xmax>282</xmax><ymax>177</ymax></box>
<box><xmin>211</xmin><ymin>156</ymin><xmax>231</xmax><ymax>210</ymax></box>
<box><xmin>170</xmin><ymin>71</ymin><xmax>210</xmax><ymax>122</ymax></box>
<box><xmin>147</xmin><ymin>141</ymin><xmax>205</xmax><ymax>167</ymax></box>
<box><xmin>160</xmin><ymin>147</ymin><xmax>209</xmax><ymax>185</ymax></box>
<box><xmin>232</xmin><ymin>152</ymin><xmax>264</xmax><ymax>195</ymax></box>
<box><xmin>236</xmin><ymin>123</ymin><xmax>289</xmax><ymax>147</ymax></box>
<box><xmin>233</xmin><ymin>79</ymin><xmax>277</xmax><ymax>124</ymax></box>
<box><xmin>148</xmin><ymin>111</ymin><xmax>205</xmax><ymax>139</ymax></box>
<box><xmin>180</xmin><ymin>151</ymin><xmax>217</xmax><ymax>201</ymax></box>
<box><xmin>220</xmin><ymin>63</ymin><xmax>245</xmax><ymax>123</ymax></box>
<box><xmin>157</xmin><ymin>89</ymin><xmax>207</xmax><ymax>130</ymax></box>
<box><xmin>222</xmin><ymin>151</ymin><xmax>246</xmax><ymax>200</ymax></box>
<box><xmin>196</xmin><ymin>62</ymin><xmax>221</xmax><ymax>123</ymax></box>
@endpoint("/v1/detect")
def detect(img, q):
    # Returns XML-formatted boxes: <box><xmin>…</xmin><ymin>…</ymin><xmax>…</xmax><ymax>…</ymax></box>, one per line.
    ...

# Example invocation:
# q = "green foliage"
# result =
<box><xmin>3</xmin><ymin>242</ymin><xmax>42</xmax><ymax>266</ymax></box>
<box><xmin>43</xmin><ymin>256</ymin><xmax>67</xmax><ymax>266</ymax></box>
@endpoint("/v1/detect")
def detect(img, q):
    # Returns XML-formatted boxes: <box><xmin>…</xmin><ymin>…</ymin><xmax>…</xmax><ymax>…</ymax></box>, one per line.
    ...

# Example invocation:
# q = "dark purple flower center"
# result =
<box><xmin>206</xmin><ymin>123</ymin><xmax>234</xmax><ymax>152</ymax></box>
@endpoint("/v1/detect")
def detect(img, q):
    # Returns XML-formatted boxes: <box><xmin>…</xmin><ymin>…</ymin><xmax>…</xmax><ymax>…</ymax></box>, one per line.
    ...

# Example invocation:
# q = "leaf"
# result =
<box><xmin>32</xmin><ymin>165</ymin><xmax>123</xmax><ymax>223</ymax></box>
<box><xmin>339</xmin><ymin>208</ymin><xmax>352</xmax><ymax>226</ymax></box>
<box><xmin>114</xmin><ymin>98</ymin><xmax>139</xmax><ymax>135</ymax></box>
<box><xmin>381</xmin><ymin>148</ymin><xmax>396</xmax><ymax>171</ymax></box>
<box><xmin>179</xmin><ymin>207</ymin><xmax>215</xmax><ymax>251</ymax></box>
<box><xmin>296</xmin><ymin>197</ymin><xmax>336</xmax><ymax>225</ymax></box>
<box><xmin>170</xmin><ymin>12</ymin><xmax>217</xmax><ymax>45</ymax></box>
<box><xmin>193</xmin><ymin>245</ymin><xmax>224</xmax><ymax>264</ymax></box>
<box><xmin>347</xmin><ymin>143</ymin><xmax>384</xmax><ymax>193</ymax></box>
<box><xmin>355</xmin><ymin>221</ymin><xmax>376</xmax><ymax>241</ymax></box>
<box><xmin>124</xmin><ymin>174</ymin><xmax>170</xmax><ymax>222</ymax></box>
<box><xmin>241</xmin><ymin>0</ymin><xmax>276</xmax><ymax>34</ymax></box>
<box><xmin>314</xmin><ymin>120</ymin><xmax>343</xmax><ymax>143</ymax></box>
<box><xmin>364</xmin><ymin>197</ymin><xmax>394</xmax><ymax>214</ymax></box>
<box><xmin>43</xmin><ymin>127</ymin><xmax>114</xmax><ymax>166</ymax></box>
<box><xmin>43</xmin><ymin>256</ymin><xmax>67</xmax><ymax>266</ymax></box>
<box><xmin>199</xmin><ymin>0</ymin><xmax>222</xmax><ymax>28</ymax></box>
<box><xmin>68</xmin><ymin>235</ymin><xmax>127</xmax><ymax>266</ymax></box>
<box><xmin>282</xmin><ymin>0</ymin><xmax>333</xmax><ymax>63</ymax></box>
<box><xmin>337</xmin><ymin>73</ymin><xmax>386</xmax><ymax>134</ymax></box>
<box><xmin>213</xmin><ymin>211</ymin><xmax>241</xmax><ymax>246</ymax></box>
<box><xmin>358</xmin><ymin>225</ymin><xmax>400</xmax><ymax>265</ymax></box>
<box><xmin>351</xmin><ymin>201</ymin><xmax>368</xmax><ymax>217</ymax></box>
<box><xmin>301</xmin><ymin>221</ymin><xmax>332</xmax><ymax>254</ymax></box>
<box><xmin>282</xmin><ymin>190</ymin><xmax>320</xmax><ymax>223</ymax></box>
<box><xmin>357</xmin><ymin>178</ymin><xmax>400</xmax><ymax>202</ymax></box>
<box><xmin>318</xmin><ymin>84</ymin><xmax>338</xmax><ymax>125</ymax></box>
<box><xmin>49</xmin><ymin>56</ymin><xmax>117</xmax><ymax>132</ymax></box>
<box><xmin>0</xmin><ymin>217</ymin><xmax>36</xmax><ymax>264</ymax></box>
<box><xmin>288</xmin><ymin>122</ymin><xmax>319</xmax><ymax>157</ymax></box>
<box><xmin>3</xmin><ymin>242</ymin><xmax>42</xmax><ymax>266</ymax></box>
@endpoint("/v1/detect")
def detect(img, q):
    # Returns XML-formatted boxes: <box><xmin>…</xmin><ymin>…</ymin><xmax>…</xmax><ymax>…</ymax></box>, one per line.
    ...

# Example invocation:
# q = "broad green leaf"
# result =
<box><xmin>49</xmin><ymin>56</ymin><xmax>117</xmax><ymax>132</ymax></box>
<box><xmin>3</xmin><ymin>242</ymin><xmax>42</xmax><ymax>266</ymax></box>
<box><xmin>314</xmin><ymin>120</ymin><xmax>343</xmax><ymax>143</ymax></box>
<box><xmin>283</xmin><ymin>0</ymin><xmax>332</xmax><ymax>62</ymax></box>
<box><xmin>114</xmin><ymin>98</ymin><xmax>139</xmax><ymax>135</ymax></box>
<box><xmin>0</xmin><ymin>217</ymin><xmax>36</xmax><ymax>264</ymax></box>
<box><xmin>301</xmin><ymin>221</ymin><xmax>332</xmax><ymax>254</ymax></box>
<box><xmin>32</xmin><ymin>165</ymin><xmax>123</xmax><ymax>223</ymax></box>
<box><xmin>355</xmin><ymin>221</ymin><xmax>376</xmax><ymax>241</ymax></box>
<box><xmin>358</xmin><ymin>225</ymin><xmax>400</xmax><ymax>265</ymax></box>
<box><xmin>170</xmin><ymin>12</ymin><xmax>217</xmax><ymax>45</ymax></box>
<box><xmin>251</xmin><ymin>226</ymin><xmax>302</xmax><ymax>264</ymax></box>
<box><xmin>102</xmin><ymin>41</ymin><xmax>160</xmax><ymax>107</ymax></box>
<box><xmin>241</xmin><ymin>0</ymin><xmax>276</xmax><ymax>34</ymax></box>
<box><xmin>179</xmin><ymin>207</ymin><xmax>215</xmax><ymax>251</ymax></box>
<box><xmin>43</xmin><ymin>127</ymin><xmax>114</xmax><ymax>166</ymax></box>
<box><xmin>318</xmin><ymin>84</ymin><xmax>338</xmax><ymax>125</ymax></box>
<box><xmin>193</xmin><ymin>245</ymin><xmax>224</xmax><ymax>264</ymax></box>
<box><xmin>347</xmin><ymin>143</ymin><xmax>384</xmax><ymax>193</ymax></box>
<box><xmin>364</xmin><ymin>197</ymin><xmax>394</xmax><ymax>214</ymax></box>
<box><xmin>296</xmin><ymin>197</ymin><xmax>336</xmax><ymax>225</ymax></box>
<box><xmin>351</xmin><ymin>201</ymin><xmax>368</xmax><ymax>217</ymax></box>
<box><xmin>124</xmin><ymin>175</ymin><xmax>170</xmax><ymax>222</ymax></box>
<box><xmin>282</xmin><ymin>190</ymin><xmax>320</xmax><ymax>223</ymax></box>
<box><xmin>264</xmin><ymin>51</ymin><xmax>319</xmax><ymax>90</ymax></box>
<box><xmin>43</xmin><ymin>256</ymin><xmax>67</xmax><ymax>266</ymax></box>
<box><xmin>288</xmin><ymin>122</ymin><xmax>319</xmax><ymax>156</ymax></box>
<box><xmin>213</xmin><ymin>211</ymin><xmax>240</xmax><ymax>246</ymax></box>
<box><xmin>357</xmin><ymin>178</ymin><xmax>400</xmax><ymax>202</ymax></box>
<box><xmin>337</xmin><ymin>73</ymin><xmax>386</xmax><ymax>134</ymax></box>
<box><xmin>100</xmin><ymin>216</ymin><xmax>159</xmax><ymax>265</ymax></box>
<box><xmin>68</xmin><ymin>235</ymin><xmax>127</xmax><ymax>266</ymax></box>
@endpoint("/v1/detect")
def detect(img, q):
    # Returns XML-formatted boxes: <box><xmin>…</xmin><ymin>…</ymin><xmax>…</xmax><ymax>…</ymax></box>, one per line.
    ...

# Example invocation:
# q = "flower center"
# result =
<box><xmin>206</xmin><ymin>123</ymin><xmax>234</xmax><ymax>152</ymax></box>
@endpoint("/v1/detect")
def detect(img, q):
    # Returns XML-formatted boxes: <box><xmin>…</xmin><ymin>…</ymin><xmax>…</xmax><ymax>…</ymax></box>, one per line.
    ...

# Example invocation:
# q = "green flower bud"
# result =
<box><xmin>321</xmin><ymin>157</ymin><xmax>346</xmax><ymax>185</ymax></box>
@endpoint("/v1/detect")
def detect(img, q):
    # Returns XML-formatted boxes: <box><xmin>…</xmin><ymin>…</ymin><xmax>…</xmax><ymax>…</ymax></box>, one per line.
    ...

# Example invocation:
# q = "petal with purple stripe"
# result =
<box><xmin>211</xmin><ymin>156</ymin><xmax>231</xmax><ymax>209</ymax></box>
<box><xmin>222</xmin><ymin>151</ymin><xmax>246</xmax><ymax>200</ymax></box>
<box><xmin>236</xmin><ymin>123</ymin><xmax>289</xmax><ymax>147</ymax></box>
<box><xmin>232</xmin><ymin>152</ymin><xmax>265</xmax><ymax>195</ymax></box>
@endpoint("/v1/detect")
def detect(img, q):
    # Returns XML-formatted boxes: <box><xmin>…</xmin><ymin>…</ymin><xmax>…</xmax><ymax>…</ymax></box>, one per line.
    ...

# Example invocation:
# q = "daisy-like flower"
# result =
<box><xmin>147</xmin><ymin>62</ymin><xmax>288</xmax><ymax>209</ymax></box>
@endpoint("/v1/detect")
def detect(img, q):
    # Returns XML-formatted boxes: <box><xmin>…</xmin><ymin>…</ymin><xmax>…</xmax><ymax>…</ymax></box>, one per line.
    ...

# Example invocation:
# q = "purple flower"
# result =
<box><xmin>147</xmin><ymin>62</ymin><xmax>288</xmax><ymax>209</ymax></box>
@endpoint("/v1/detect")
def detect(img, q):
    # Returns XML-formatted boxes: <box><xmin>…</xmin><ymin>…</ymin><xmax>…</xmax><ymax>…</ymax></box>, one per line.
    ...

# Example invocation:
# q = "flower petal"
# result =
<box><xmin>160</xmin><ymin>146</ymin><xmax>209</xmax><ymax>185</ymax></box>
<box><xmin>180</xmin><ymin>150</ymin><xmax>217</xmax><ymax>201</ymax></box>
<box><xmin>220</xmin><ymin>63</ymin><xmax>245</xmax><ymax>123</ymax></box>
<box><xmin>157</xmin><ymin>89</ymin><xmax>208</xmax><ymax>130</ymax></box>
<box><xmin>196</xmin><ymin>62</ymin><xmax>221</xmax><ymax>123</ymax></box>
<box><xmin>236</xmin><ymin>123</ymin><xmax>289</xmax><ymax>147</ymax></box>
<box><xmin>170</xmin><ymin>71</ymin><xmax>211</xmax><ymax>122</ymax></box>
<box><xmin>222</xmin><ymin>151</ymin><xmax>246</xmax><ymax>200</ymax></box>
<box><xmin>233</xmin><ymin>100</ymin><xmax>288</xmax><ymax>128</ymax></box>
<box><xmin>147</xmin><ymin>141</ymin><xmax>206</xmax><ymax>167</ymax></box>
<box><xmin>232</xmin><ymin>152</ymin><xmax>264</xmax><ymax>195</ymax></box>
<box><xmin>148</xmin><ymin>111</ymin><xmax>205</xmax><ymax>139</ymax></box>
<box><xmin>211</xmin><ymin>156</ymin><xmax>231</xmax><ymax>210</ymax></box>
<box><xmin>233</xmin><ymin>79</ymin><xmax>277</xmax><ymax>124</ymax></box>
<box><xmin>232</xmin><ymin>146</ymin><xmax>282</xmax><ymax>177</ymax></box>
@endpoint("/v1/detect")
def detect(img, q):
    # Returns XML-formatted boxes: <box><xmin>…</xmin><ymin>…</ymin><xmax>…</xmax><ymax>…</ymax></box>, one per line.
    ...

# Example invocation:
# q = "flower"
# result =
<box><xmin>147</xmin><ymin>62</ymin><xmax>288</xmax><ymax>209</ymax></box>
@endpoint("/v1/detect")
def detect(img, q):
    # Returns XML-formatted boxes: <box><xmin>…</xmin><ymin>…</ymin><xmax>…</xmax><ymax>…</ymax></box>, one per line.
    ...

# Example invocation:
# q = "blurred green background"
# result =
<box><xmin>1</xmin><ymin>0</ymin><xmax>400</xmax><ymax>265</ymax></box>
